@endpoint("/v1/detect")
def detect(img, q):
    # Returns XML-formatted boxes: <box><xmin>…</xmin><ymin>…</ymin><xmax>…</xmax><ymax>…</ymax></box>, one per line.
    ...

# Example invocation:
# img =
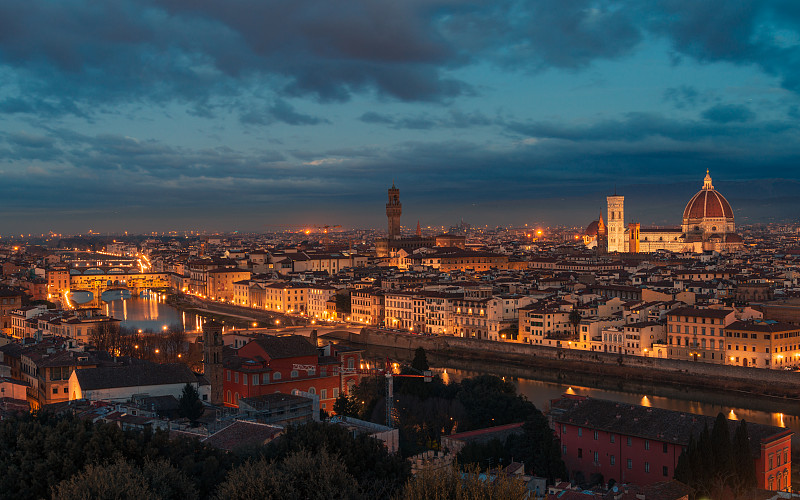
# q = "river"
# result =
<box><xmin>71</xmin><ymin>289</ymin><xmax>209</xmax><ymax>333</ymax></box>
<box><xmin>355</xmin><ymin>344</ymin><xmax>800</xmax><ymax>440</ymax></box>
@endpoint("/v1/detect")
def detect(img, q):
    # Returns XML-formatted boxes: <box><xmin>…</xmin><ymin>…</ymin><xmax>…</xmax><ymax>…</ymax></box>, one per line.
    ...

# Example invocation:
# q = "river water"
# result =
<box><xmin>356</xmin><ymin>345</ymin><xmax>800</xmax><ymax>440</ymax></box>
<box><xmin>71</xmin><ymin>289</ymin><xmax>208</xmax><ymax>333</ymax></box>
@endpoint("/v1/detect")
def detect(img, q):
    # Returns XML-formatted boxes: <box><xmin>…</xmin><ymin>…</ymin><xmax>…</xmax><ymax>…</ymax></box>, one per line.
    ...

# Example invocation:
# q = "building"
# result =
<box><xmin>222</xmin><ymin>335</ymin><xmax>362</xmax><ymax>413</ymax></box>
<box><xmin>584</xmin><ymin>171</ymin><xmax>743</xmax><ymax>253</ymax></box>
<box><xmin>723</xmin><ymin>320</ymin><xmax>800</xmax><ymax>369</ymax></box>
<box><xmin>550</xmin><ymin>395</ymin><xmax>792</xmax><ymax>491</ymax></box>
<box><xmin>666</xmin><ymin>307</ymin><xmax>735</xmax><ymax>363</ymax></box>
<box><xmin>0</xmin><ymin>288</ymin><xmax>24</xmax><ymax>335</ymax></box>
<box><xmin>69</xmin><ymin>362</ymin><xmax>201</xmax><ymax>402</ymax></box>
<box><xmin>203</xmin><ymin>321</ymin><xmax>224</xmax><ymax>405</ymax></box>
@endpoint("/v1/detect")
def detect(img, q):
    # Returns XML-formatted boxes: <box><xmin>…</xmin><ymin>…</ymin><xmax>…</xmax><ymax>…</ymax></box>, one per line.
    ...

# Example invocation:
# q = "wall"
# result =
<box><xmin>327</xmin><ymin>330</ymin><xmax>800</xmax><ymax>396</ymax></box>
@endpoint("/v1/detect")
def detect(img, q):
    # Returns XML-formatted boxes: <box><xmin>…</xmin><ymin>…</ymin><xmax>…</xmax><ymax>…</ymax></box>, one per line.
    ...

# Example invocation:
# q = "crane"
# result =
<box><xmin>336</xmin><ymin>359</ymin><xmax>431</xmax><ymax>427</ymax></box>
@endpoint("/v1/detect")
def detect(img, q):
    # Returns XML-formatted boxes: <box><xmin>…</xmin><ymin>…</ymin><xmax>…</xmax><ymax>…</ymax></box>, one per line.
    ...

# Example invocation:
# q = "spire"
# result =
<box><xmin>416</xmin><ymin>220</ymin><xmax>421</xmax><ymax>237</ymax></box>
<box><xmin>703</xmin><ymin>169</ymin><xmax>713</xmax><ymax>190</ymax></box>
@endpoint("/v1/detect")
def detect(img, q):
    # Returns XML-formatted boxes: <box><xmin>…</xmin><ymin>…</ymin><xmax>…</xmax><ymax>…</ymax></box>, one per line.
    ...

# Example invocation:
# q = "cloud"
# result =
<box><xmin>701</xmin><ymin>104</ymin><xmax>756</xmax><ymax>123</ymax></box>
<box><xmin>239</xmin><ymin>99</ymin><xmax>329</xmax><ymax>126</ymax></box>
<box><xmin>663</xmin><ymin>85</ymin><xmax>702</xmax><ymax>109</ymax></box>
<box><xmin>358</xmin><ymin>109</ymin><xmax>493</xmax><ymax>129</ymax></box>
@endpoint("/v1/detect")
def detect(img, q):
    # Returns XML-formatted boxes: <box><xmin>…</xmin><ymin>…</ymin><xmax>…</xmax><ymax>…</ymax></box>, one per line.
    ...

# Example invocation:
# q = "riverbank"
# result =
<box><xmin>326</xmin><ymin>329</ymin><xmax>800</xmax><ymax>403</ymax></box>
<box><xmin>166</xmin><ymin>293</ymin><xmax>306</xmax><ymax>328</ymax></box>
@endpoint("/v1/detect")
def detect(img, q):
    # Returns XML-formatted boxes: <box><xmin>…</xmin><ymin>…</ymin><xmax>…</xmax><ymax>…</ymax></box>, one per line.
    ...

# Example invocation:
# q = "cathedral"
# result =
<box><xmin>584</xmin><ymin>170</ymin><xmax>743</xmax><ymax>253</ymax></box>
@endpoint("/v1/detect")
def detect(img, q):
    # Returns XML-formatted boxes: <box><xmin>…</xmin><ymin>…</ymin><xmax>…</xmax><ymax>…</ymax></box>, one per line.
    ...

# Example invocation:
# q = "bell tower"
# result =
<box><xmin>203</xmin><ymin>320</ymin><xmax>224</xmax><ymax>406</ymax></box>
<box><xmin>606</xmin><ymin>194</ymin><xmax>625</xmax><ymax>253</ymax></box>
<box><xmin>386</xmin><ymin>183</ymin><xmax>402</xmax><ymax>239</ymax></box>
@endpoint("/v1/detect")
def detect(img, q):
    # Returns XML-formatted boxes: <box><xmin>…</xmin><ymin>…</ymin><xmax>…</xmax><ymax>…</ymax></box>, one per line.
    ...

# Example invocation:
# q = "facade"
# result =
<box><xmin>69</xmin><ymin>363</ymin><xmax>200</xmax><ymax>402</ymax></box>
<box><xmin>607</xmin><ymin>195</ymin><xmax>625</xmax><ymax>253</ymax></box>
<box><xmin>724</xmin><ymin>320</ymin><xmax>800</xmax><ymax>369</ymax></box>
<box><xmin>203</xmin><ymin>321</ymin><xmax>224</xmax><ymax>405</ymax></box>
<box><xmin>550</xmin><ymin>395</ymin><xmax>792</xmax><ymax>491</ymax></box>
<box><xmin>584</xmin><ymin>171</ymin><xmax>743</xmax><ymax>254</ymax></box>
<box><xmin>666</xmin><ymin>307</ymin><xmax>735</xmax><ymax>363</ymax></box>
<box><xmin>222</xmin><ymin>335</ymin><xmax>362</xmax><ymax>413</ymax></box>
<box><xmin>206</xmin><ymin>268</ymin><xmax>251</xmax><ymax>301</ymax></box>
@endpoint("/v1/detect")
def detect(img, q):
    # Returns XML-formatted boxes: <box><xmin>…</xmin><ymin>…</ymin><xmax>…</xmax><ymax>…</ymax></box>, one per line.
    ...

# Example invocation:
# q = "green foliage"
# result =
<box><xmin>456</xmin><ymin>412</ymin><xmax>567</xmax><ymax>483</ymax></box>
<box><xmin>401</xmin><ymin>463</ymin><xmax>528</xmax><ymax>500</ymax></box>
<box><xmin>254</xmin><ymin>421</ymin><xmax>410</xmax><ymax>498</ymax></box>
<box><xmin>215</xmin><ymin>449</ymin><xmax>360</xmax><ymax>500</ymax></box>
<box><xmin>568</xmin><ymin>309</ymin><xmax>582</xmax><ymax>337</ymax></box>
<box><xmin>411</xmin><ymin>347</ymin><xmax>429</xmax><ymax>372</ymax></box>
<box><xmin>332</xmin><ymin>393</ymin><xmax>361</xmax><ymax>418</ymax></box>
<box><xmin>674</xmin><ymin>414</ymin><xmax>757</xmax><ymax>499</ymax></box>
<box><xmin>178</xmin><ymin>383</ymin><xmax>204</xmax><ymax>423</ymax></box>
<box><xmin>0</xmin><ymin>412</ymin><xmax>233</xmax><ymax>500</ymax></box>
<box><xmin>52</xmin><ymin>458</ymin><xmax>198</xmax><ymax>500</ymax></box>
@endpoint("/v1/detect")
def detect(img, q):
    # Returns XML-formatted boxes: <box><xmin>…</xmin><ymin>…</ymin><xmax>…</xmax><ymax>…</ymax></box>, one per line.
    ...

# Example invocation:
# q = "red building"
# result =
<box><xmin>549</xmin><ymin>395</ymin><xmax>792</xmax><ymax>492</ymax></box>
<box><xmin>222</xmin><ymin>335</ymin><xmax>362</xmax><ymax>413</ymax></box>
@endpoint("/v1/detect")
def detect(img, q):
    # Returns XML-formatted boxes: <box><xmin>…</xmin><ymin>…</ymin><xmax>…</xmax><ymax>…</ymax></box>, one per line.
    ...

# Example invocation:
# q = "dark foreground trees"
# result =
<box><xmin>674</xmin><ymin>413</ymin><xmax>757</xmax><ymax>499</ymax></box>
<box><xmin>0</xmin><ymin>413</ymin><xmax>409</xmax><ymax>500</ymax></box>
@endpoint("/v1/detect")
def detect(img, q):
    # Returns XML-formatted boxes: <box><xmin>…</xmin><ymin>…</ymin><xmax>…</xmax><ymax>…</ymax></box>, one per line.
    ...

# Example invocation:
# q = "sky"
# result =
<box><xmin>2</xmin><ymin>0</ymin><xmax>800</xmax><ymax>236</ymax></box>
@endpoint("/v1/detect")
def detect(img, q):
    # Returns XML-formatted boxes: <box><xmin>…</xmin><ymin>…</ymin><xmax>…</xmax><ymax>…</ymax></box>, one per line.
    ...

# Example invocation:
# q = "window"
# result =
<box><xmin>577</xmin><ymin>448</ymin><xmax>583</xmax><ymax>458</ymax></box>
<box><xmin>273</xmin><ymin>372</ymin><xmax>281</xmax><ymax>380</ymax></box>
<box><xmin>578</xmin><ymin>428</ymin><xmax>582</xmax><ymax>437</ymax></box>
<box><xmin>594</xmin><ymin>431</ymin><xmax>599</xmax><ymax>440</ymax></box>
<box><xmin>291</xmin><ymin>370</ymin><xmax>299</xmax><ymax>378</ymax></box>
<box><xmin>770</xmin><ymin>454</ymin><xmax>774</xmax><ymax>469</ymax></box>
<box><xmin>243</xmin><ymin>374</ymin><xmax>247</xmax><ymax>386</ymax></box>
<box><xmin>610</xmin><ymin>434</ymin><xmax>615</xmax><ymax>443</ymax></box>
<box><xmin>610</xmin><ymin>455</ymin><xmax>615</xmax><ymax>465</ymax></box>
<box><xmin>226</xmin><ymin>390</ymin><xmax>231</xmax><ymax>403</ymax></box>
<box><xmin>645</xmin><ymin>440</ymin><xmax>650</xmax><ymax>450</ymax></box>
<box><xmin>226</xmin><ymin>370</ymin><xmax>231</xmax><ymax>381</ymax></box>
<box><xmin>627</xmin><ymin>459</ymin><xmax>632</xmax><ymax>469</ymax></box>
<box><xmin>562</xmin><ymin>445</ymin><xmax>567</xmax><ymax>455</ymax></box>
<box><xmin>321</xmin><ymin>389</ymin><xmax>327</xmax><ymax>399</ymax></box>
<box><xmin>234</xmin><ymin>372</ymin><xmax>238</xmax><ymax>383</ymax></box>
<box><xmin>593</xmin><ymin>452</ymin><xmax>599</xmax><ymax>463</ymax></box>
<box><xmin>252</xmin><ymin>374</ymin><xmax>258</xmax><ymax>385</ymax></box>
<box><xmin>627</xmin><ymin>436</ymin><xmax>632</xmax><ymax>447</ymax></box>
<box><xmin>308</xmin><ymin>387</ymin><xmax>316</xmax><ymax>395</ymax></box>
<box><xmin>663</xmin><ymin>443</ymin><xmax>668</xmax><ymax>453</ymax></box>
<box><xmin>645</xmin><ymin>462</ymin><xmax>650</xmax><ymax>473</ymax></box>
<box><xmin>262</xmin><ymin>373</ymin><xmax>269</xmax><ymax>384</ymax></box>
<box><xmin>562</xmin><ymin>424</ymin><xmax>567</xmax><ymax>434</ymax></box>
<box><xmin>663</xmin><ymin>466</ymin><xmax>669</xmax><ymax>477</ymax></box>
<box><xmin>52</xmin><ymin>387</ymin><xmax>58</xmax><ymax>394</ymax></box>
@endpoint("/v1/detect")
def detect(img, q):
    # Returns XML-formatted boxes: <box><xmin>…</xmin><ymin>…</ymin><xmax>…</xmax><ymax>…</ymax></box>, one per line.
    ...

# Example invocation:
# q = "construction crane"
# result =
<box><xmin>337</xmin><ymin>359</ymin><xmax>431</xmax><ymax>427</ymax></box>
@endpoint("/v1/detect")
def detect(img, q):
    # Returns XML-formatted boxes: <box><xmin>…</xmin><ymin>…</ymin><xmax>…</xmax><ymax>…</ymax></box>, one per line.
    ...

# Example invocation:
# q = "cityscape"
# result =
<box><xmin>3</xmin><ymin>2</ymin><xmax>800</xmax><ymax>500</ymax></box>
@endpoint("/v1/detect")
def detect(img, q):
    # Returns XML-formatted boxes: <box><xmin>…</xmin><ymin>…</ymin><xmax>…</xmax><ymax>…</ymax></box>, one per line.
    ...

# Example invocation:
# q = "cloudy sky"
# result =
<box><xmin>2</xmin><ymin>0</ymin><xmax>800</xmax><ymax>235</ymax></box>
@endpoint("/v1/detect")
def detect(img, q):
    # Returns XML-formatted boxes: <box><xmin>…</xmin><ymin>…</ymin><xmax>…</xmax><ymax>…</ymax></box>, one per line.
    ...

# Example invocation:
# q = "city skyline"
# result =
<box><xmin>3</xmin><ymin>2</ymin><xmax>800</xmax><ymax>234</ymax></box>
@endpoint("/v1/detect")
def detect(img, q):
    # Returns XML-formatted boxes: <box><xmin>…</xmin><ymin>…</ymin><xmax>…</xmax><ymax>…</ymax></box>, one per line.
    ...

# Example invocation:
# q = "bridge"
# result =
<box><xmin>69</xmin><ymin>270</ymin><xmax>171</xmax><ymax>295</ymax></box>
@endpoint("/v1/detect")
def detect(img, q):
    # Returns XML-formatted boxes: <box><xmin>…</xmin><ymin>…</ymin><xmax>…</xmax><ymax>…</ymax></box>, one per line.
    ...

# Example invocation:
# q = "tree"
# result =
<box><xmin>731</xmin><ymin>420</ymin><xmax>757</xmax><ymax>497</ymax></box>
<box><xmin>51</xmin><ymin>459</ymin><xmax>198</xmax><ymax>500</ymax></box>
<box><xmin>215</xmin><ymin>449</ymin><xmax>360</xmax><ymax>500</ymax></box>
<box><xmin>568</xmin><ymin>309</ymin><xmax>582</xmax><ymax>339</ymax></box>
<box><xmin>332</xmin><ymin>393</ymin><xmax>360</xmax><ymax>418</ymax></box>
<box><xmin>401</xmin><ymin>463</ymin><xmax>527</xmax><ymax>500</ymax></box>
<box><xmin>178</xmin><ymin>384</ymin><xmax>204</xmax><ymax>424</ymax></box>
<box><xmin>411</xmin><ymin>347</ymin><xmax>429</xmax><ymax>372</ymax></box>
<box><xmin>335</xmin><ymin>293</ymin><xmax>351</xmax><ymax>315</ymax></box>
<box><xmin>257</xmin><ymin>421</ymin><xmax>409</xmax><ymax>497</ymax></box>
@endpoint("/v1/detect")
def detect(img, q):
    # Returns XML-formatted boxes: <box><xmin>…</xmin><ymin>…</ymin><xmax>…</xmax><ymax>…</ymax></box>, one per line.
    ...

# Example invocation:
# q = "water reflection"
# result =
<box><xmin>436</xmin><ymin>367</ymin><xmax>800</xmax><ymax>438</ymax></box>
<box><xmin>103</xmin><ymin>295</ymin><xmax>202</xmax><ymax>332</ymax></box>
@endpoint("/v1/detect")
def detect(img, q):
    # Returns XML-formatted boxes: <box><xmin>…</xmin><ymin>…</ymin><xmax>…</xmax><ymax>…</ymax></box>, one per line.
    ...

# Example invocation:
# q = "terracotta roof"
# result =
<box><xmin>250</xmin><ymin>335</ymin><xmax>319</xmax><ymax>359</ymax></box>
<box><xmin>683</xmin><ymin>189</ymin><xmax>734</xmax><ymax>220</ymax></box>
<box><xmin>202</xmin><ymin>420</ymin><xmax>282</xmax><ymax>451</ymax></box>
<box><xmin>74</xmin><ymin>363</ymin><xmax>197</xmax><ymax>390</ymax></box>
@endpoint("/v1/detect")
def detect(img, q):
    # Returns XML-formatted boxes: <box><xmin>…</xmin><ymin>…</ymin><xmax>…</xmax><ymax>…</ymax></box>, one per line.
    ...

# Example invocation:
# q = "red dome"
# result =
<box><xmin>683</xmin><ymin>189</ymin><xmax>733</xmax><ymax>220</ymax></box>
<box><xmin>585</xmin><ymin>220</ymin><xmax>599</xmax><ymax>236</ymax></box>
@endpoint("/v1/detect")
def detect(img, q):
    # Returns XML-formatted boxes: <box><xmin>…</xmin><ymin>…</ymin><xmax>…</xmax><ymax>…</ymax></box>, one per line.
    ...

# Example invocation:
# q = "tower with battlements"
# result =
<box><xmin>203</xmin><ymin>320</ymin><xmax>224</xmax><ymax>406</ymax></box>
<box><xmin>386</xmin><ymin>183</ymin><xmax>402</xmax><ymax>239</ymax></box>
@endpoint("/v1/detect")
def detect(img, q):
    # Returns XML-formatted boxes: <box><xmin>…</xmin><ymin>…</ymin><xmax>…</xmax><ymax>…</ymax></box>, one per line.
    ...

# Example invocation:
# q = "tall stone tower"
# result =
<box><xmin>596</xmin><ymin>213</ymin><xmax>607</xmax><ymax>255</ymax></box>
<box><xmin>606</xmin><ymin>194</ymin><xmax>625</xmax><ymax>253</ymax></box>
<box><xmin>386</xmin><ymin>183</ymin><xmax>402</xmax><ymax>239</ymax></box>
<box><xmin>202</xmin><ymin>320</ymin><xmax>224</xmax><ymax>406</ymax></box>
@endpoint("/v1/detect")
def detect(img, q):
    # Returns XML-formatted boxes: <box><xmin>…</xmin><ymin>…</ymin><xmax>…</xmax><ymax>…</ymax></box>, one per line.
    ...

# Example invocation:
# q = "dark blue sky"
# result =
<box><xmin>2</xmin><ymin>0</ymin><xmax>800</xmax><ymax>235</ymax></box>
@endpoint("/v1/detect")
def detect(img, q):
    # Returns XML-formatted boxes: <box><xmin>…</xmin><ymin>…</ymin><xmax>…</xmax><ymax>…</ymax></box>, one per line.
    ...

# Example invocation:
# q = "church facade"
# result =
<box><xmin>584</xmin><ymin>171</ymin><xmax>743</xmax><ymax>254</ymax></box>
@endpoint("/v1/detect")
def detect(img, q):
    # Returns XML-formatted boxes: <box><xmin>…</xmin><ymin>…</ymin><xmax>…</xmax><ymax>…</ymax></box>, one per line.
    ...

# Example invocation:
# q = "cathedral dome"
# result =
<box><xmin>682</xmin><ymin>170</ymin><xmax>734</xmax><ymax>221</ymax></box>
<box><xmin>585</xmin><ymin>220</ymin><xmax>599</xmax><ymax>236</ymax></box>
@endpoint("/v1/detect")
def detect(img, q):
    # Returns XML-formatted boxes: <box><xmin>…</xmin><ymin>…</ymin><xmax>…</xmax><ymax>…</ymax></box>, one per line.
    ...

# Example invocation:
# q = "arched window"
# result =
<box><xmin>291</xmin><ymin>370</ymin><xmax>299</xmax><ymax>378</ymax></box>
<box><xmin>308</xmin><ymin>387</ymin><xmax>316</xmax><ymax>395</ymax></box>
<box><xmin>273</xmin><ymin>372</ymin><xmax>281</xmax><ymax>380</ymax></box>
